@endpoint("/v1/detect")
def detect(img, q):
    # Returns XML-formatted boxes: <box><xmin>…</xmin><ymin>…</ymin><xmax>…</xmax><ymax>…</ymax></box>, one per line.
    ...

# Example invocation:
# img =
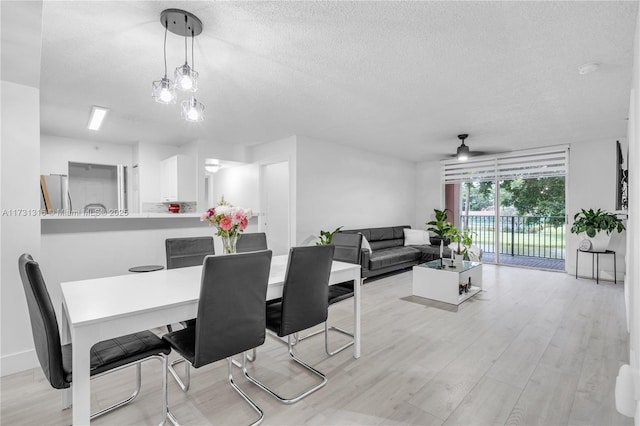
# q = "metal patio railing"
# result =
<box><xmin>460</xmin><ymin>215</ymin><xmax>566</xmax><ymax>260</ymax></box>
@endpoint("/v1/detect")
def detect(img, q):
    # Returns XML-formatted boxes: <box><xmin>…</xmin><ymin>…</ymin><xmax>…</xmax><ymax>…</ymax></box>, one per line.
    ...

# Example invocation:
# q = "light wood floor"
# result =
<box><xmin>1</xmin><ymin>265</ymin><xmax>632</xmax><ymax>425</ymax></box>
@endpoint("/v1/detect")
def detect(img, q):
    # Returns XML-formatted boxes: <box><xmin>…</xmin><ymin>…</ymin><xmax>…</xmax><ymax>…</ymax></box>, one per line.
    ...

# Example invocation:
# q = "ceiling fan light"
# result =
<box><xmin>152</xmin><ymin>77</ymin><xmax>176</xmax><ymax>104</ymax></box>
<box><xmin>457</xmin><ymin>143</ymin><xmax>470</xmax><ymax>161</ymax></box>
<box><xmin>175</xmin><ymin>63</ymin><xmax>198</xmax><ymax>92</ymax></box>
<box><xmin>182</xmin><ymin>96</ymin><xmax>204</xmax><ymax>122</ymax></box>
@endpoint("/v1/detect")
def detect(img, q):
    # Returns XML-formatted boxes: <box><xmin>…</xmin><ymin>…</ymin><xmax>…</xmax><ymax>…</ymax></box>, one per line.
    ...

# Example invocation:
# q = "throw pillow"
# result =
<box><xmin>403</xmin><ymin>229</ymin><xmax>427</xmax><ymax>246</ymax></box>
<box><xmin>361</xmin><ymin>235</ymin><xmax>372</xmax><ymax>253</ymax></box>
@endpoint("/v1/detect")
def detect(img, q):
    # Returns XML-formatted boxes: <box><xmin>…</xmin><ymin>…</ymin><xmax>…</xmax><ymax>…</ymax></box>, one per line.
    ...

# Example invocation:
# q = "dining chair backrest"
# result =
<box><xmin>193</xmin><ymin>250</ymin><xmax>273</xmax><ymax>368</ymax></box>
<box><xmin>18</xmin><ymin>254</ymin><xmax>67</xmax><ymax>389</ymax></box>
<box><xmin>278</xmin><ymin>245</ymin><xmax>335</xmax><ymax>337</ymax></box>
<box><xmin>330</xmin><ymin>232</ymin><xmax>363</xmax><ymax>265</ymax></box>
<box><xmin>236</xmin><ymin>232</ymin><xmax>268</xmax><ymax>253</ymax></box>
<box><xmin>166</xmin><ymin>237</ymin><xmax>215</xmax><ymax>269</ymax></box>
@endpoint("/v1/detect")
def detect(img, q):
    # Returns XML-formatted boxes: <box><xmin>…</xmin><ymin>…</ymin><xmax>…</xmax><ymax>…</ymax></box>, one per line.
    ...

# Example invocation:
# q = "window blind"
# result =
<box><xmin>442</xmin><ymin>146</ymin><xmax>568</xmax><ymax>183</ymax></box>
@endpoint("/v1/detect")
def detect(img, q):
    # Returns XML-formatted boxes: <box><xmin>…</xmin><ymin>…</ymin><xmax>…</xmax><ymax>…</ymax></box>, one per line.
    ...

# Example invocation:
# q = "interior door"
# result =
<box><xmin>261</xmin><ymin>162</ymin><xmax>290</xmax><ymax>256</ymax></box>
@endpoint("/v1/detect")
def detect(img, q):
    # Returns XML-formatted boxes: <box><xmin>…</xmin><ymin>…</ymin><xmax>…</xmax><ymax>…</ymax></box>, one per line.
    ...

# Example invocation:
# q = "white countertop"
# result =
<box><xmin>41</xmin><ymin>212</ymin><xmax>202</xmax><ymax>220</ymax></box>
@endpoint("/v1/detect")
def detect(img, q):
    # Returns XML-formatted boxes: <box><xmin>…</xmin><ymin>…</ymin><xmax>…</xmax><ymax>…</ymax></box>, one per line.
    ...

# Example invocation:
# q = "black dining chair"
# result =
<box><xmin>295</xmin><ymin>232</ymin><xmax>362</xmax><ymax>355</ymax></box>
<box><xmin>165</xmin><ymin>236</ymin><xmax>215</xmax><ymax>329</ymax></box>
<box><xmin>166</xmin><ymin>236</ymin><xmax>215</xmax><ymax>269</ymax></box>
<box><xmin>165</xmin><ymin>236</ymin><xmax>215</xmax><ymax>390</ymax></box>
<box><xmin>242</xmin><ymin>245</ymin><xmax>334</xmax><ymax>404</ymax></box>
<box><xmin>18</xmin><ymin>254</ymin><xmax>172</xmax><ymax>423</ymax></box>
<box><xmin>162</xmin><ymin>250</ymin><xmax>273</xmax><ymax>425</ymax></box>
<box><xmin>236</xmin><ymin>232</ymin><xmax>268</xmax><ymax>253</ymax></box>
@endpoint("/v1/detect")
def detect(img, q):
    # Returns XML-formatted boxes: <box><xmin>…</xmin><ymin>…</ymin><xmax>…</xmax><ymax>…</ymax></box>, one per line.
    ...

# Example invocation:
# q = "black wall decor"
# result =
<box><xmin>616</xmin><ymin>141</ymin><xmax>628</xmax><ymax>210</ymax></box>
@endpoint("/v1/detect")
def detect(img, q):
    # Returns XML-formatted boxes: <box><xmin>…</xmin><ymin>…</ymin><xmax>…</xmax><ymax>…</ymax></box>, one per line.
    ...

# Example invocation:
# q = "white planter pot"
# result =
<box><xmin>453</xmin><ymin>253</ymin><xmax>464</xmax><ymax>266</ymax></box>
<box><xmin>583</xmin><ymin>232</ymin><xmax>611</xmax><ymax>252</ymax></box>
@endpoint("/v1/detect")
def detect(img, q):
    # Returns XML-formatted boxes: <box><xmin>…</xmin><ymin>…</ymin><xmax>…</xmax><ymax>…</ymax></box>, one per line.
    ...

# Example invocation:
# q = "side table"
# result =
<box><xmin>575</xmin><ymin>249</ymin><xmax>616</xmax><ymax>284</ymax></box>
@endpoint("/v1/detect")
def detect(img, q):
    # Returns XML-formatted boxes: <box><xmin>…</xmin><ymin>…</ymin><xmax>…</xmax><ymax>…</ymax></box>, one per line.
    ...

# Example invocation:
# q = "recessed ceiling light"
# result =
<box><xmin>578</xmin><ymin>62</ymin><xmax>600</xmax><ymax>75</ymax></box>
<box><xmin>87</xmin><ymin>106</ymin><xmax>109</xmax><ymax>130</ymax></box>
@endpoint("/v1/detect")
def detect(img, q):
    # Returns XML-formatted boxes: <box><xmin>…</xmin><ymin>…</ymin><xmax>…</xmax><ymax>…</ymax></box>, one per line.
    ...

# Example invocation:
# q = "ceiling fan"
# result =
<box><xmin>456</xmin><ymin>134</ymin><xmax>470</xmax><ymax>161</ymax></box>
<box><xmin>449</xmin><ymin>133</ymin><xmax>501</xmax><ymax>161</ymax></box>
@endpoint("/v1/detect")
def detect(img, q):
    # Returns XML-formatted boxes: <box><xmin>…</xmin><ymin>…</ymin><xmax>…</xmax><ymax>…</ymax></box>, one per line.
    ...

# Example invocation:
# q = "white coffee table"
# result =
<box><xmin>412</xmin><ymin>259</ymin><xmax>483</xmax><ymax>305</ymax></box>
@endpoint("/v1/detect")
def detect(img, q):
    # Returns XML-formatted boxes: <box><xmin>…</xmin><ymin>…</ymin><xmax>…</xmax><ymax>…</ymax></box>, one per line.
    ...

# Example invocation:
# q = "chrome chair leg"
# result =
<box><xmin>166</xmin><ymin>354</ymin><xmax>263</xmax><ymax>426</ymax></box>
<box><xmin>242</xmin><ymin>336</ymin><xmax>327</xmax><ymax>404</ymax></box>
<box><xmin>296</xmin><ymin>322</ymin><xmax>354</xmax><ymax>356</ymax></box>
<box><xmin>89</xmin><ymin>362</ymin><xmax>141</xmax><ymax>419</ymax></box>
<box><xmin>324</xmin><ymin>322</ymin><xmax>354</xmax><ymax>356</ymax></box>
<box><xmin>168</xmin><ymin>357</ymin><xmax>190</xmax><ymax>392</ymax></box>
<box><xmin>90</xmin><ymin>354</ymin><xmax>170</xmax><ymax>422</ymax></box>
<box><xmin>232</xmin><ymin>347</ymin><xmax>257</xmax><ymax>368</ymax></box>
<box><xmin>229</xmin><ymin>356</ymin><xmax>264</xmax><ymax>426</ymax></box>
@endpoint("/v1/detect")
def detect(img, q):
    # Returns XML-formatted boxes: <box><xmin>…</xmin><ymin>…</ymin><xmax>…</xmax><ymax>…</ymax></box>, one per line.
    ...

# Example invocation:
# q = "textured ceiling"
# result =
<box><xmin>34</xmin><ymin>1</ymin><xmax>638</xmax><ymax>161</ymax></box>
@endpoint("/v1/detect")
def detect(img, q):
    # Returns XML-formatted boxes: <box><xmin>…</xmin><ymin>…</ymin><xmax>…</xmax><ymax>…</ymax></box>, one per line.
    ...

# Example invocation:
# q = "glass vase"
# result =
<box><xmin>221</xmin><ymin>233</ymin><xmax>238</xmax><ymax>254</ymax></box>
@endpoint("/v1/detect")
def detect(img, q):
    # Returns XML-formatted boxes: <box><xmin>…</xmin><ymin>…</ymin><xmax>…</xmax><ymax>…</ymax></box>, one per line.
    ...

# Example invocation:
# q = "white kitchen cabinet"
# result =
<box><xmin>160</xmin><ymin>155</ymin><xmax>196</xmax><ymax>202</ymax></box>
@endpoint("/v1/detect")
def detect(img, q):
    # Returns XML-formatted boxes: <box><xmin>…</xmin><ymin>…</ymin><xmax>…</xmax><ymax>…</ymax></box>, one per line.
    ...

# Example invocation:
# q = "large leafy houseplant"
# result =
<box><xmin>570</xmin><ymin>208</ymin><xmax>625</xmax><ymax>237</ymax></box>
<box><xmin>426</xmin><ymin>209</ymin><xmax>453</xmax><ymax>245</ymax></box>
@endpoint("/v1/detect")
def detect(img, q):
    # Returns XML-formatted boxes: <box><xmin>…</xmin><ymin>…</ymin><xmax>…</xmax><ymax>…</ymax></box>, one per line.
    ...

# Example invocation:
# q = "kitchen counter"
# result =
<box><xmin>41</xmin><ymin>212</ymin><xmax>202</xmax><ymax>220</ymax></box>
<box><xmin>41</xmin><ymin>213</ymin><xmax>257</xmax><ymax>234</ymax></box>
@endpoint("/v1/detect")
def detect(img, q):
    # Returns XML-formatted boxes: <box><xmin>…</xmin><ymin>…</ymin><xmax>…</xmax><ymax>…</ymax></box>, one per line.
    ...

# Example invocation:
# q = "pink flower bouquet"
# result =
<box><xmin>201</xmin><ymin>196</ymin><xmax>252</xmax><ymax>253</ymax></box>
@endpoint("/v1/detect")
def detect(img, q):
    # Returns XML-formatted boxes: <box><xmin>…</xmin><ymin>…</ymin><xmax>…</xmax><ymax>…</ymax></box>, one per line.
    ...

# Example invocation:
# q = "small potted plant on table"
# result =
<box><xmin>447</xmin><ymin>226</ymin><xmax>475</xmax><ymax>264</ymax></box>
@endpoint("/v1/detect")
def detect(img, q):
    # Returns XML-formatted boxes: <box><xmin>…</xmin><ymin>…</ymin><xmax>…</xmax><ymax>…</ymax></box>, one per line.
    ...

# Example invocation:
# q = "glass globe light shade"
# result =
<box><xmin>152</xmin><ymin>77</ymin><xmax>176</xmax><ymax>104</ymax></box>
<box><xmin>181</xmin><ymin>97</ymin><xmax>204</xmax><ymax>122</ymax></box>
<box><xmin>175</xmin><ymin>64</ymin><xmax>198</xmax><ymax>92</ymax></box>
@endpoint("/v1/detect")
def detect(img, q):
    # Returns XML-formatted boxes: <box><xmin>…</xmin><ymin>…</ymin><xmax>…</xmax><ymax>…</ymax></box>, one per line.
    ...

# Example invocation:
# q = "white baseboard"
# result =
<box><xmin>1</xmin><ymin>349</ymin><xmax>38</xmax><ymax>377</ymax></box>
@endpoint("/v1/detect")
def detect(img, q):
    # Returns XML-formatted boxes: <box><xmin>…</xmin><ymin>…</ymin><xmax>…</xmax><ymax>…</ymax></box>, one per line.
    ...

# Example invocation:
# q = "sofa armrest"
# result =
<box><xmin>360</xmin><ymin>250</ymin><xmax>370</xmax><ymax>273</ymax></box>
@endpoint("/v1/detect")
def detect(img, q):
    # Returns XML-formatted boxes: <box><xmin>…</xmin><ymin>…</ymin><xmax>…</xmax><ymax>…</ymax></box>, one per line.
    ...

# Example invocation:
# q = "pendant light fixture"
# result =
<box><xmin>456</xmin><ymin>134</ymin><xmax>470</xmax><ymax>161</ymax></box>
<box><xmin>152</xmin><ymin>9</ymin><xmax>204</xmax><ymax>122</ymax></box>
<box><xmin>151</xmin><ymin>16</ymin><xmax>176</xmax><ymax>104</ymax></box>
<box><xmin>174</xmin><ymin>14</ymin><xmax>198</xmax><ymax>92</ymax></box>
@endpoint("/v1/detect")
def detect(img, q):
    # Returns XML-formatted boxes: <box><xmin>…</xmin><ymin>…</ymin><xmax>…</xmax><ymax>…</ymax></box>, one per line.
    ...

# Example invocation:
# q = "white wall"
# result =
<box><xmin>212</xmin><ymin>164</ymin><xmax>260</xmax><ymax>213</ymax></box>
<box><xmin>566</xmin><ymin>139</ymin><xmax>625</xmax><ymax>279</ymax></box>
<box><xmin>1</xmin><ymin>82</ymin><xmax>42</xmax><ymax>375</ymax></box>
<box><xmin>0</xmin><ymin>0</ymin><xmax>43</xmax><ymax>376</ymax></box>
<box><xmin>40</xmin><ymin>135</ymin><xmax>134</xmax><ymax>175</ymax></box>
<box><xmin>626</xmin><ymin>6</ymin><xmax>640</xmax><ymax>422</ymax></box>
<box><xmin>415</xmin><ymin>160</ymin><xmax>444</xmax><ymax>230</ymax></box>
<box><xmin>295</xmin><ymin>136</ymin><xmax>416</xmax><ymax>245</ymax></box>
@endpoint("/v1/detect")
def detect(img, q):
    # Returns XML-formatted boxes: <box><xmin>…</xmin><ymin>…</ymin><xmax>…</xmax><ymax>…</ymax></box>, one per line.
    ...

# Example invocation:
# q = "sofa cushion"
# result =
<box><xmin>369</xmin><ymin>247</ymin><xmax>421</xmax><ymax>270</ymax></box>
<box><xmin>369</xmin><ymin>239</ymin><xmax>404</xmax><ymax>250</ymax></box>
<box><xmin>404</xmin><ymin>229</ymin><xmax>429</xmax><ymax>246</ymax></box>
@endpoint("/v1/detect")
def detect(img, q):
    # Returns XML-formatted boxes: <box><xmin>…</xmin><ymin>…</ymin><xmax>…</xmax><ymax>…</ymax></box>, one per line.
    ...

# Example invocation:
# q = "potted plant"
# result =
<box><xmin>426</xmin><ymin>208</ymin><xmax>453</xmax><ymax>246</ymax></box>
<box><xmin>570</xmin><ymin>208</ymin><xmax>625</xmax><ymax>252</ymax></box>
<box><xmin>447</xmin><ymin>226</ymin><xmax>475</xmax><ymax>262</ymax></box>
<box><xmin>316</xmin><ymin>226</ymin><xmax>343</xmax><ymax>245</ymax></box>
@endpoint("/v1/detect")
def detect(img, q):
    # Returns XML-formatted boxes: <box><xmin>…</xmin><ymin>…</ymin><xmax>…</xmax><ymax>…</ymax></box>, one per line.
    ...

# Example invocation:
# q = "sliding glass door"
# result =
<box><xmin>443</xmin><ymin>148</ymin><xmax>567</xmax><ymax>271</ymax></box>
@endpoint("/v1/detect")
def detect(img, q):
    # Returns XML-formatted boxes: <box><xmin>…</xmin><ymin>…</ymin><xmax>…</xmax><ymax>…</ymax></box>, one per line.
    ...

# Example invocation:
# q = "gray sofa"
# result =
<box><xmin>340</xmin><ymin>225</ymin><xmax>451</xmax><ymax>278</ymax></box>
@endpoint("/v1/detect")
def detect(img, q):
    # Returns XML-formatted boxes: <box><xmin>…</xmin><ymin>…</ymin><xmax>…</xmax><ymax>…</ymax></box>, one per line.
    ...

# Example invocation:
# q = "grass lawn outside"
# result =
<box><xmin>469</xmin><ymin>224</ymin><xmax>566</xmax><ymax>259</ymax></box>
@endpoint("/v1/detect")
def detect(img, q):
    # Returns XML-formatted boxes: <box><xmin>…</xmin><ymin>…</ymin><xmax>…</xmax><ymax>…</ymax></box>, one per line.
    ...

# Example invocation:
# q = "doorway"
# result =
<box><xmin>260</xmin><ymin>161</ymin><xmax>290</xmax><ymax>256</ymax></box>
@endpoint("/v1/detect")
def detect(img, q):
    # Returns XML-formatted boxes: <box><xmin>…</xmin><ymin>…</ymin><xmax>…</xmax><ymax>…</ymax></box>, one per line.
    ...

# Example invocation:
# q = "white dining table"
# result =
<box><xmin>60</xmin><ymin>254</ymin><xmax>362</xmax><ymax>425</ymax></box>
